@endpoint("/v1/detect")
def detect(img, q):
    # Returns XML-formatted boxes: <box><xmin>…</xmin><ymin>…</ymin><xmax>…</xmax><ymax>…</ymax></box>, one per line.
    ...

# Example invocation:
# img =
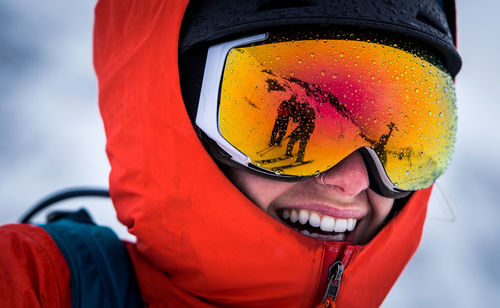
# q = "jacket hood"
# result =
<box><xmin>94</xmin><ymin>1</ymin><xmax>430</xmax><ymax>307</ymax></box>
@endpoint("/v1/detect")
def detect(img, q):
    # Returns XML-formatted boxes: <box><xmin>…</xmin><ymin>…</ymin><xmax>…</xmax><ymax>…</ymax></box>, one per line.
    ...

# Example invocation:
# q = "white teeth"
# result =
<box><xmin>334</xmin><ymin>218</ymin><xmax>347</xmax><ymax>233</ymax></box>
<box><xmin>347</xmin><ymin>218</ymin><xmax>356</xmax><ymax>232</ymax></box>
<box><xmin>280</xmin><ymin>209</ymin><xmax>358</xmax><ymax>236</ymax></box>
<box><xmin>282</xmin><ymin>209</ymin><xmax>290</xmax><ymax>220</ymax></box>
<box><xmin>309</xmin><ymin>212</ymin><xmax>321</xmax><ymax>227</ymax></box>
<box><xmin>320</xmin><ymin>215</ymin><xmax>335</xmax><ymax>232</ymax></box>
<box><xmin>298</xmin><ymin>209</ymin><xmax>309</xmax><ymax>225</ymax></box>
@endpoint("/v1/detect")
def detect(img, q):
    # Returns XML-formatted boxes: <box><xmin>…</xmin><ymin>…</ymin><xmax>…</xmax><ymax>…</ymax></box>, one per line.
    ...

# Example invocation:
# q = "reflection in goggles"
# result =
<box><xmin>268</xmin><ymin>93</ymin><xmax>316</xmax><ymax>163</ymax></box>
<box><xmin>262</xmin><ymin>70</ymin><xmax>399</xmax><ymax>166</ymax></box>
<box><xmin>219</xmin><ymin>38</ymin><xmax>456</xmax><ymax>191</ymax></box>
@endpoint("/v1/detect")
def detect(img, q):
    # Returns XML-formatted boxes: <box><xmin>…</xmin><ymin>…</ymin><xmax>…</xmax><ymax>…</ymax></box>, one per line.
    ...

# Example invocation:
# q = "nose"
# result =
<box><xmin>316</xmin><ymin>151</ymin><xmax>370</xmax><ymax>197</ymax></box>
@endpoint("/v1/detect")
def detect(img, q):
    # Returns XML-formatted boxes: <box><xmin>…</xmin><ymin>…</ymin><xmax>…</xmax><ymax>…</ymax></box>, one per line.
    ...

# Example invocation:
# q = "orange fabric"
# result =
<box><xmin>94</xmin><ymin>1</ymin><xmax>430</xmax><ymax>307</ymax></box>
<box><xmin>336</xmin><ymin>188</ymin><xmax>430</xmax><ymax>308</ymax></box>
<box><xmin>0</xmin><ymin>224</ymin><xmax>71</xmax><ymax>307</ymax></box>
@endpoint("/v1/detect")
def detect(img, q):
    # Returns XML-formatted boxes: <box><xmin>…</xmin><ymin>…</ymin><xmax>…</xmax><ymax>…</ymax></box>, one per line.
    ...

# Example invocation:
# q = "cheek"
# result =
<box><xmin>228</xmin><ymin>169</ymin><xmax>295</xmax><ymax>211</ymax></box>
<box><xmin>356</xmin><ymin>190</ymin><xmax>395</xmax><ymax>244</ymax></box>
<box><xmin>367</xmin><ymin>190</ymin><xmax>394</xmax><ymax>224</ymax></box>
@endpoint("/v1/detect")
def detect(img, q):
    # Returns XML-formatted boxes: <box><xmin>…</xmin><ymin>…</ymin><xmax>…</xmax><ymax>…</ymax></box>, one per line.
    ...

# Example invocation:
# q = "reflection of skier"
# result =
<box><xmin>269</xmin><ymin>94</ymin><xmax>296</xmax><ymax>146</ymax></box>
<box><xmin>359</xmin><ymin>122</ymin><xmax>398</xmax><ymax>165</ymax></box>
<box><xmin>372</xmin><ymin>122</ymin><xmax>397</xmax><ymax>165</ymax></box>
<box><xmin>269</xmin><ymin>94</ymin><xmax>316</xmax><ymax>163</ymax></box>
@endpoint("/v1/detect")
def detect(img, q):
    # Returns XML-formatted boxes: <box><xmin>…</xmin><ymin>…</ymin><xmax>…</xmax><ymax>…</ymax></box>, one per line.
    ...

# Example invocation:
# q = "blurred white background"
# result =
<box><xmin>0</xmin><ymin>1</ymin><xmax>498</xmax><ymax>307</ymax></box>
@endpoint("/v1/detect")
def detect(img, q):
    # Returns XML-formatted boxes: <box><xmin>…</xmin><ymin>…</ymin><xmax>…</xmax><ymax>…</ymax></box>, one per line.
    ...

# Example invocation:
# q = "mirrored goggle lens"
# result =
<box><xmin>218</xmin><ymin>38</ymin><xmax>456</xmax><ymax>191</ymax></box>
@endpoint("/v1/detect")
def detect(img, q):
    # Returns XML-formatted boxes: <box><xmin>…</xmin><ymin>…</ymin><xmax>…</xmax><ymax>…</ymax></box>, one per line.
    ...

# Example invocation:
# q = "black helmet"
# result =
<box><xmin>179</xmin><ymin>0</ymin><xmax>461</xmax><ymax>124</ymax></box>
<box><xmin>180</xmin><ymin>0</ymin><xmax>461</xmax><ymax>77</ymax></box>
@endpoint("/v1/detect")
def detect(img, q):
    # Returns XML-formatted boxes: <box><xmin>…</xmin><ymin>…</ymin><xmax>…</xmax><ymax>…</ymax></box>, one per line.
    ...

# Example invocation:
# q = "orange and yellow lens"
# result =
<box><xmin>219</xmin><ymin>37</ymin><xmax>456</xmax><ymax>191</ymax></box>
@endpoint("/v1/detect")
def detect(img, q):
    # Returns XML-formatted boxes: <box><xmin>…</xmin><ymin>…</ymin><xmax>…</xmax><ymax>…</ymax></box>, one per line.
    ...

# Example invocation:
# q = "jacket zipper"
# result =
<box><xmin>322</xmin><ymin>260</ymin><xmax>344</xmax><ymax>305</ymax></box>
<box><xmin>313</xmin><ymin>242</ymin><xmax>356</xmax><ymax>308</ymax></box>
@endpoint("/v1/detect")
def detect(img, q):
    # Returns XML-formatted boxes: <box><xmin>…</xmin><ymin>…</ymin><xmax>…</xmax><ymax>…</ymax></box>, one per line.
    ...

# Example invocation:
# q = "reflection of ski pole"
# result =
<box><xmin>259</xmin><ymin>145</ymin><xmax>279</xmax><ymax>156</ymax></box>
<box><xmin>257</xmin><ymin>144</ymin><xmax>278</xmax><ymax>156</ymax></box>
<box><xmin>256</xmin><ymin>135</ymin><xmax>291</xmax><ymax>156</ymax></box>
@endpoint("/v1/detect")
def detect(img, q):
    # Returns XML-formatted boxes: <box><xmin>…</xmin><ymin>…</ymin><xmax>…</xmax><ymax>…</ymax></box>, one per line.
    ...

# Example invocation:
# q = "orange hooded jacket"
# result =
<box><xmin>0</xmin><ymin>1</ymin><xmax>430</xmax><ymax>307</ymax></box>
<box><xmin>93</xmin><ymin>1</ymin><xmax>430</xmax><ymax>307</ymax></box>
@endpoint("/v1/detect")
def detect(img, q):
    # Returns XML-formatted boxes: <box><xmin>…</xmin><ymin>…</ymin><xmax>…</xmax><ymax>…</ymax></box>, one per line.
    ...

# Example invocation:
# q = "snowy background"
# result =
<box><xmin>0</xmin><ymin>1</ymin><xmax>499</xmax><ymax>307</ymax></box>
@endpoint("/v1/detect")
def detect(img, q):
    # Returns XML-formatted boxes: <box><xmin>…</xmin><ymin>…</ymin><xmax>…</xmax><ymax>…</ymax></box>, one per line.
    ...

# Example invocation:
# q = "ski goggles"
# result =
<box><xmin>196</xmin><ymin>32</ymin><xmax>457</xmax><ymax>196</ymax></box>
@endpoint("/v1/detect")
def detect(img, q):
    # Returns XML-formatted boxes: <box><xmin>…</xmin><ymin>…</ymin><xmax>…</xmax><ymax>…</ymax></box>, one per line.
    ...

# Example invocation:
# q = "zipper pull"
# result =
<box><xmin>321</xmin><ymin>261</ymin><xmax>344</xmax><ymax>307</ymax></box>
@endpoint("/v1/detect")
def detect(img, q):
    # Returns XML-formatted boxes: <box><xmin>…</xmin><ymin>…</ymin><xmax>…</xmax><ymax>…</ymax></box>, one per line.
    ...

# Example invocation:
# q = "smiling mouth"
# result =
<box><xmin>277</xmin><ymin>208</ymin><xmax>358</xmax><ymax>241</ymax></box>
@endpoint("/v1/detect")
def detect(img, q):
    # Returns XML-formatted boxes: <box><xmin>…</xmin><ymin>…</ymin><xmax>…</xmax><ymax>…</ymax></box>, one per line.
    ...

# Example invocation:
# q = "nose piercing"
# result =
<box><xmin>319</xmin><ymin>172</ymin><xmax>331</xmax><ymax>188</ymax></box>
<box><xmin>314</xmin><ymin>172</ymin><xmax>331</xmax><ymax>187</ymax></box>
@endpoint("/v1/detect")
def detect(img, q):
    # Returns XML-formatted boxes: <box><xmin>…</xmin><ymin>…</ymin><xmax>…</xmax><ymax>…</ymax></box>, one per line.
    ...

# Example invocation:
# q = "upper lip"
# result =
<box><xmin>272</xmin><ymin>202</ymin><xmax>367</xmax><ymax>220</ymax></box>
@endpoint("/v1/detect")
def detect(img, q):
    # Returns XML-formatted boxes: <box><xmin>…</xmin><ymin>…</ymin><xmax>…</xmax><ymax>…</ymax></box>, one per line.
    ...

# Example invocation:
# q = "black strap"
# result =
<box><xmin>41</xmin><ymin>209</ymin><xmax>142</xmax><ymax>308</ymax></box>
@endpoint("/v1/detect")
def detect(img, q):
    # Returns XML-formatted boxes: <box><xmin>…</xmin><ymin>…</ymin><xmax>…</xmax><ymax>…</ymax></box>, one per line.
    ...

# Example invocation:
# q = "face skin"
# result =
<box><xmin>227</xmin><ymin>151</ymin><xmax>394</xmax><ymax>245</ymax></box>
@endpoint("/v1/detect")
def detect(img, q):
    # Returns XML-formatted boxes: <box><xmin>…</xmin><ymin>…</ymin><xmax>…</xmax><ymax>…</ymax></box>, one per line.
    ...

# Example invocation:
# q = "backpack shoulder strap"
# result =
<box><xmin>40</xmin><ymin>209</ymin><xmax>142</xmax><ymax>308</ymax></box>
